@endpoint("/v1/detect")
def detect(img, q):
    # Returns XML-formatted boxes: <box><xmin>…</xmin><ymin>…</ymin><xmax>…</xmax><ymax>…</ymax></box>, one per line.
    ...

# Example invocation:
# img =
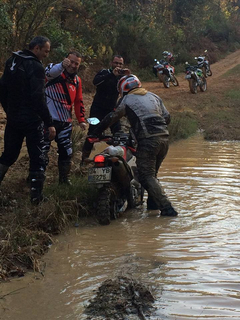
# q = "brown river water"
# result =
<box><xmin>0</xmin><ymin>133</ymin><xmax>240</xmax><ymax>320</ymax></box>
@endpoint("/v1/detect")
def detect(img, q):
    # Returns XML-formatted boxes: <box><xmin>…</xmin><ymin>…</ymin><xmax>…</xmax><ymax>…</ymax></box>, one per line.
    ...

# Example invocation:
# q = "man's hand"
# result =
<box><xmin>113</xmin><ymin>68</ymin><xmax>131</xmax><ymax>77</ymax></box>
<box><xmin>48</xmin><ymin>126</ymin><xmax>56</xmax><ymax>140</ymax></box>
<box><xmin>62</xmin><ymin>58</ymin><xmax>71</xmax><ymax>69</ymax></box>
<box><xmin>79</xmin><ymin>122</ymin><xmax>87</xmax><ymax>130</ymax></box>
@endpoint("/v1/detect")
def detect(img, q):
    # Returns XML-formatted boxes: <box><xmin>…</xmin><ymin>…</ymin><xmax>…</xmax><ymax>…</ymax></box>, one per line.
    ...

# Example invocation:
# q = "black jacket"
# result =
<box><xmin>91</xmin><ymin>68</ymin><xmax>121</xmax><ymax>112</ymax></box>
<box><xmin>0</xmin><ymin>50</ymin><xmax>53</xmax><ymax>127</ymax></box>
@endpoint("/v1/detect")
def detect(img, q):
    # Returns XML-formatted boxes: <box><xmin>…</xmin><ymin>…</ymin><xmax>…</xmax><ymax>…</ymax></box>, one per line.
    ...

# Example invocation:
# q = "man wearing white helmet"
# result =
<box><xmin>92</xmin><ymin>74</ymin><xmax>178</xmax><ymax>217</ymax></box>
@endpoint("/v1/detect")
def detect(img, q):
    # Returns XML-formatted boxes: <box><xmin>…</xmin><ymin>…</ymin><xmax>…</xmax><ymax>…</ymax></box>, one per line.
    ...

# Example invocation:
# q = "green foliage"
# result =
<box><xmin>0</xmin><ymin>0</ymin><xmax>240</xmax><ymax>72</ymax></box>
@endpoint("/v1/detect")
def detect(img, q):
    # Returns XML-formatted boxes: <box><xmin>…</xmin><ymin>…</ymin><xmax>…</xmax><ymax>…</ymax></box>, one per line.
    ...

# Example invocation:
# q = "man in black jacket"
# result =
<box><xmin>81</xmin><ymin>55</ymin><xmax>126</xmax><ymax>162</ymax></box>
<box><xmin>0</xmin><ymin>36</ymin><xmax>56</xmax><ymax>204</ymax></box>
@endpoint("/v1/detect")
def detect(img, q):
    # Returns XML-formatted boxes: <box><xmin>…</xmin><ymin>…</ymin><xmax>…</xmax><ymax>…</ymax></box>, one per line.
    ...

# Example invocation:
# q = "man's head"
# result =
<box><xmin>29</xmin><ymin>36</ymin><xmax>51</xmax><ymax>61</ymax></box>
<box><xmin>65</xmin><ymin>51</ymin><xmax>82</xmax><ymax>75</ymax></box>
<box><xmin>117</xmin><ymin>74</ymin><xmax>141</xmax><ymax>97</ymax></box>
<box><xmin>111</xmin><ymin>55</ymin><xmax>124</xmax><ymax>70</ymax></box>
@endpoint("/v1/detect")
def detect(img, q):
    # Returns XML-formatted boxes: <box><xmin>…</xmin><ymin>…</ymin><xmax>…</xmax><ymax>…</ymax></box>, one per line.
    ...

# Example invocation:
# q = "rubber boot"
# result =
<box><xmin>160</xmin><ymin>205</ymin><xmax>178</xmax><ymax>217</ymax></box>
<box><xmin>30</xmin><ymin>171</ymin><xmax>45</xmax><ymax>205</ymax></box>
<box><xmin>0</xmin><ymin>163</ymin><xmax>9</xmax><ymax>185</ymax></box>
<box><xmin>58</xmin><ymin>160</ymin><xmax>72</xmax><ymax>185</ymax></box>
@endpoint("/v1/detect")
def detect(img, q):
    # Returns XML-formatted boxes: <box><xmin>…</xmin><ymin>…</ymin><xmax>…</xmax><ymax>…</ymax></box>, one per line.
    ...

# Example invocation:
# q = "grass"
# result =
<box><xmin>169</xmin><ymin>112</ymin><xmax>198</xmax><ymax>143</ymax></box>
<box><xmin>222</xmin><ymin>63</ymin><xmax>240</xmax><ymax>77</ymax></box>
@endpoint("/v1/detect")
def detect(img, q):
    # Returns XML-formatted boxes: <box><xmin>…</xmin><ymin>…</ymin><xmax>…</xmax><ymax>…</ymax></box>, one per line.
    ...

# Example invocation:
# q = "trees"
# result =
<box><xmin>0</xmin><ymin>0</ymin><xmax>239</xmax><ymax>71</ymax></box>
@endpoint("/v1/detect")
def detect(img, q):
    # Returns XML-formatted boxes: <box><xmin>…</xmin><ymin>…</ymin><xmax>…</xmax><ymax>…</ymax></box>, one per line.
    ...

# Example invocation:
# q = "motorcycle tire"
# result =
<box><xmin>202</xmin><ymin>66</ymin><xmax>207</xmax><ymax>78</ymax></box>
<box><xmin>127</xmin><ymin>182</ymin><xmax>144</xmax><ymax>208</ymax></box>
<box><xmin>171</xmin><ymin>75</ymin><xmax>179</xmax><ymax>86</ymax></box>
<box><xmin>163</xmin><ymin>75</ymin><xmax>170</xmax><ymax>88</ymax></box>
<box><xmin>96</xmin><ymin>187</ymin><xmax>119</xmax><ymax>225</ymax></box>
<box><xmin>200</xmin><ymin>77</ymin><xmax>207</xmax><ymax>92</ymax></box>
<box><xmin>189</xmin><ymin>79</ymin><xmax>198</xmax><ymax>94</ymax></box>
<box><xmin>207</xmin><ymin>69</ymin><xmax>212</xmax><ymax>77</ymax></box>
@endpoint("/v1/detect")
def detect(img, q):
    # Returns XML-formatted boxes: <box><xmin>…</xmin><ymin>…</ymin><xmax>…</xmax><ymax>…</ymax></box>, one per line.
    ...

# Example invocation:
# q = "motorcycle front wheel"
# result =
<box><xmin>189</xmin><ymin>79</ymin><xmax>198</xmax><ymax>94</ymax></box>
<box><xmin>171</xmin><ymin>75</ymin><xmax>179</xmax><ymax>86</ymax></box>
<box><xmin>163</xmin><ymin>75</ymin><xmax>170</xmax><ymax>88</ymax></box>
<box><xmin>127</xmin><ymin>182</ymin><xmax>144</xmax><ymax>208</ymax></box>
<box><xmin>96</xmin><ymin>186</ymin><xmax>119</xmax><ymax>225</ymax></box>
<box><xmin>200</xmin><ymin>77</ymin><xmax>207</xmax><ymax>92</ymax></box>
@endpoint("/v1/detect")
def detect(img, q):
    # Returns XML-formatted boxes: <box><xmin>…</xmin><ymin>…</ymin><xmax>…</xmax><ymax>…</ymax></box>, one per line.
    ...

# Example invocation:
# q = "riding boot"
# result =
<box><xmin>0</xmin><ymin>163</ymin><xmax>9</xmax><ymax>185</ymax></box>
<box><xmin>30</xmin><ymin>171</ymin><xmax>45</xmax><ymax>205</ymax></box>
<box><xmin>58</xmin><ymin>160</ymin><xmax>72</xmax><ymax>185</ymax></box>
<box><xmin>160</xmin><ymin>205</ymin><xmax>178</xmax><ymax>217</ymax></box>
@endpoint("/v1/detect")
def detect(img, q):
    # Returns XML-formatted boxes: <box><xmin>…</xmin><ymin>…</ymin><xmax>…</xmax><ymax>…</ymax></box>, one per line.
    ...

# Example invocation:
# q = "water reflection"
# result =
<box><xmin>1</xmin><ymin>134</ymin><xmax>240</xmax><ymax>320</ymax></box>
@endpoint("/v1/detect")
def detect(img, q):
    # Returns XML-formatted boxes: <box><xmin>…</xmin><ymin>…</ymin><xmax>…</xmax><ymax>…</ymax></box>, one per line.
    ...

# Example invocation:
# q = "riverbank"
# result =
<box><xmin>0</xmin><ymin>50</ymin><xmax>240</xmax><ymax>280</ymax></box>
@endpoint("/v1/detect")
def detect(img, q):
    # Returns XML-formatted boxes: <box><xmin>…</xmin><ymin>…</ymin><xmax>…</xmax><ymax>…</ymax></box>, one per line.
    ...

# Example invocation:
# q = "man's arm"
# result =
<box><xmin>93</xmin><ymin>103</ymin><xmax>126</xmax><ymax>136</ymax></box>
<box><xmin>45</xmin><ymin>58</ymin><xmax>70</xmax><ymax>80</ymax></box>
<box><xmin>74</xmin><ymin>77</ymin><xmax>86</xmax><ymax>130</ymax></box>
<box><xmin>93</xmin><ymin>69</ymin><xmax>116</xmax><ymax>86</ymax></box>
<box><xmin>30</xmin><ymin>62</ymin><xmax>54</xmax><ymax>128</ymax></box>
<box><xmin>0</xmin><ymin>71</ymin><xmax>8</xmax><ymax>113</ymax></box>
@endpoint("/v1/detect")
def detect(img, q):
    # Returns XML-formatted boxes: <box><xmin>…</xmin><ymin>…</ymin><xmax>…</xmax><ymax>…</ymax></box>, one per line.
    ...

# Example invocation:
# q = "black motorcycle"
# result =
<box><xmin>85</xmin><ymin>118</ymin><xmax>144</xmax><ymax>225</ymax></box>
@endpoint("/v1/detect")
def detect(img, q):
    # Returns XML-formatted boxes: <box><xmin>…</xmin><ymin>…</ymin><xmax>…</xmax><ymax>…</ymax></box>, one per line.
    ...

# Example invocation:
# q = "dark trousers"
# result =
<box><xmin>0</xmin><ymin>121</ymin><xmax>46</xmax><ymax>172</ymax></box>
<box><xmin>136</xmin><ymin>136</ymin><xmax>172</xmax><ymax>210</ymax></box>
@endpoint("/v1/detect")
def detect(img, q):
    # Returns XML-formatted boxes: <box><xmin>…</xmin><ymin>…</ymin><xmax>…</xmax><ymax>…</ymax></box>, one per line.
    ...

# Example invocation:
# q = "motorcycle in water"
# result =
<box><xmin>185</xmin><ymin>62</ymin><xmax>207</xmax><ymax>94</ymax></box>
<box><xmin>153</xmin><ymin>59</ymin><xmax>179</xmax><ymax>88</ymax></box>
<box><xmin>85</xmin><ymin>118</ymin><xmax>144</xmax><ymax>225</ymax></box>
<box><xmin>195</xmin><ymin>50</ymin><xmax>212</xmax><ymax>78</ymax></box>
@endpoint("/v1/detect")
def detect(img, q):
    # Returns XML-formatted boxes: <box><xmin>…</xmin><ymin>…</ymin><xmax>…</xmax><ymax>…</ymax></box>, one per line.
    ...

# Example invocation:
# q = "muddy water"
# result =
<box><xmin>1</xmin><ymin>134</ymin><xmax>240</xmax><ymax>320</ymax></box>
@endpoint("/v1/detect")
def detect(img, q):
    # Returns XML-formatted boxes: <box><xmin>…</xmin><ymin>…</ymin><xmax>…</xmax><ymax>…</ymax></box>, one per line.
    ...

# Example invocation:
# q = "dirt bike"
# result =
<box><xmin>185</xmin><ymin>62</ymin><xmax>207</xmax><ymax>94</ymax></box>
<box><xmin>195</xmin><ymin>50</ymin><xmax>212</xmax><ymax>78</ymax></box>
<box><xmin>154</xmin><ymin>59</ymin><xmax>179</xmax><ymax>88</ymax></box>
<box><xmin>86</xmin><ymin>118</ymin><xmax>144</xmax><ymax>225</ymax></box>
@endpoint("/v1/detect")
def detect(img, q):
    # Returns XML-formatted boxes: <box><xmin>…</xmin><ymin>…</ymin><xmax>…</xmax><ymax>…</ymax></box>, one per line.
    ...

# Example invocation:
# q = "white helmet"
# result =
<box><xmin>117</xmin><ymin>74</ymin><xmax>141</xmax><ymax>97</ymax></box>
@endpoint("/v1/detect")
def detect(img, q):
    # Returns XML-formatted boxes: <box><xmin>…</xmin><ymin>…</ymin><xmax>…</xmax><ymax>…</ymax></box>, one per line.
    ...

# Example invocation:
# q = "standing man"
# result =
<box><xmin>81</xmin><ymin>55</ymin><xmax>129</xmax><ymax>162</ymax></box>
<box><xmin>45</xmin><ymin>51</ymin><xmax>86</xmax><ymax>184</ymax></box>
<box><xmin>92</xmin><ymin>74</ymin><xmax>179</xmax><ymax>217</ymax></box>
<box><xmin>0</xmin><ymin>36</ymin><xmax>56</xmax><ymax>204</ymax></box>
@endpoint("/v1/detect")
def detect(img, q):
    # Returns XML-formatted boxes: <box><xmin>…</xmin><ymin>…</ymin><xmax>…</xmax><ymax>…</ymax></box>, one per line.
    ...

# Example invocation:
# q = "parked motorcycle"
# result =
<box><xmin>154</xmin><ymin>59</ymin><xmax>179</xmax><ymax>88</ymax></box>
<box><xmin>185</xmin><ymin>62</ymin><xmax>207</xmax><ymax>94</ymax></box>
<box><xmin>85</xmin><ymin>118</ymin><xmax>144</xmax><ymax>225</ymax></box>
<box><xmin>195</xmin><ymin>50</ymin><xmax>212</xmax><ymax>78</ymax></box>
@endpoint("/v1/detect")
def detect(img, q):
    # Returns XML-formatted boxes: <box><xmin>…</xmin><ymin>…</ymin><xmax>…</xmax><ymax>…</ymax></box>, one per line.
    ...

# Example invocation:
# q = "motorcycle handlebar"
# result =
<box><xmin>87</xmin><ymin>135</ymin><xmax>113</xmax><ymax>144</ymax></box>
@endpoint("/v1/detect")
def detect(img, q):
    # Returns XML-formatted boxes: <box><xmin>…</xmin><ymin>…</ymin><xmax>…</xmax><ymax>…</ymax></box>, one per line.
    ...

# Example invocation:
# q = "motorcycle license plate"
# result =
<box><xmin>185</xmin><ymin>74</ymin><xmax>191</xmax><ymax>79</ymax></box>
<box><xmin>88</xmin><ymin>167</ymin><xmax>112</xmax><ymax>184</ymax></box>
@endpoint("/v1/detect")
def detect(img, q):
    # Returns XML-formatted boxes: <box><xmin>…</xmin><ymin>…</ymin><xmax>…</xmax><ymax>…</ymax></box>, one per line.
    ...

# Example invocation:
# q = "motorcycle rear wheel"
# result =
<box><xmin>189</xmin><ymin>79</ymin><xmax>198</xmax><ymax>94</ymax></box>
<box><xmin>96</xmin><ymin>187</ymin><xmax>119</xmax><ymax>225</ymax></box>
